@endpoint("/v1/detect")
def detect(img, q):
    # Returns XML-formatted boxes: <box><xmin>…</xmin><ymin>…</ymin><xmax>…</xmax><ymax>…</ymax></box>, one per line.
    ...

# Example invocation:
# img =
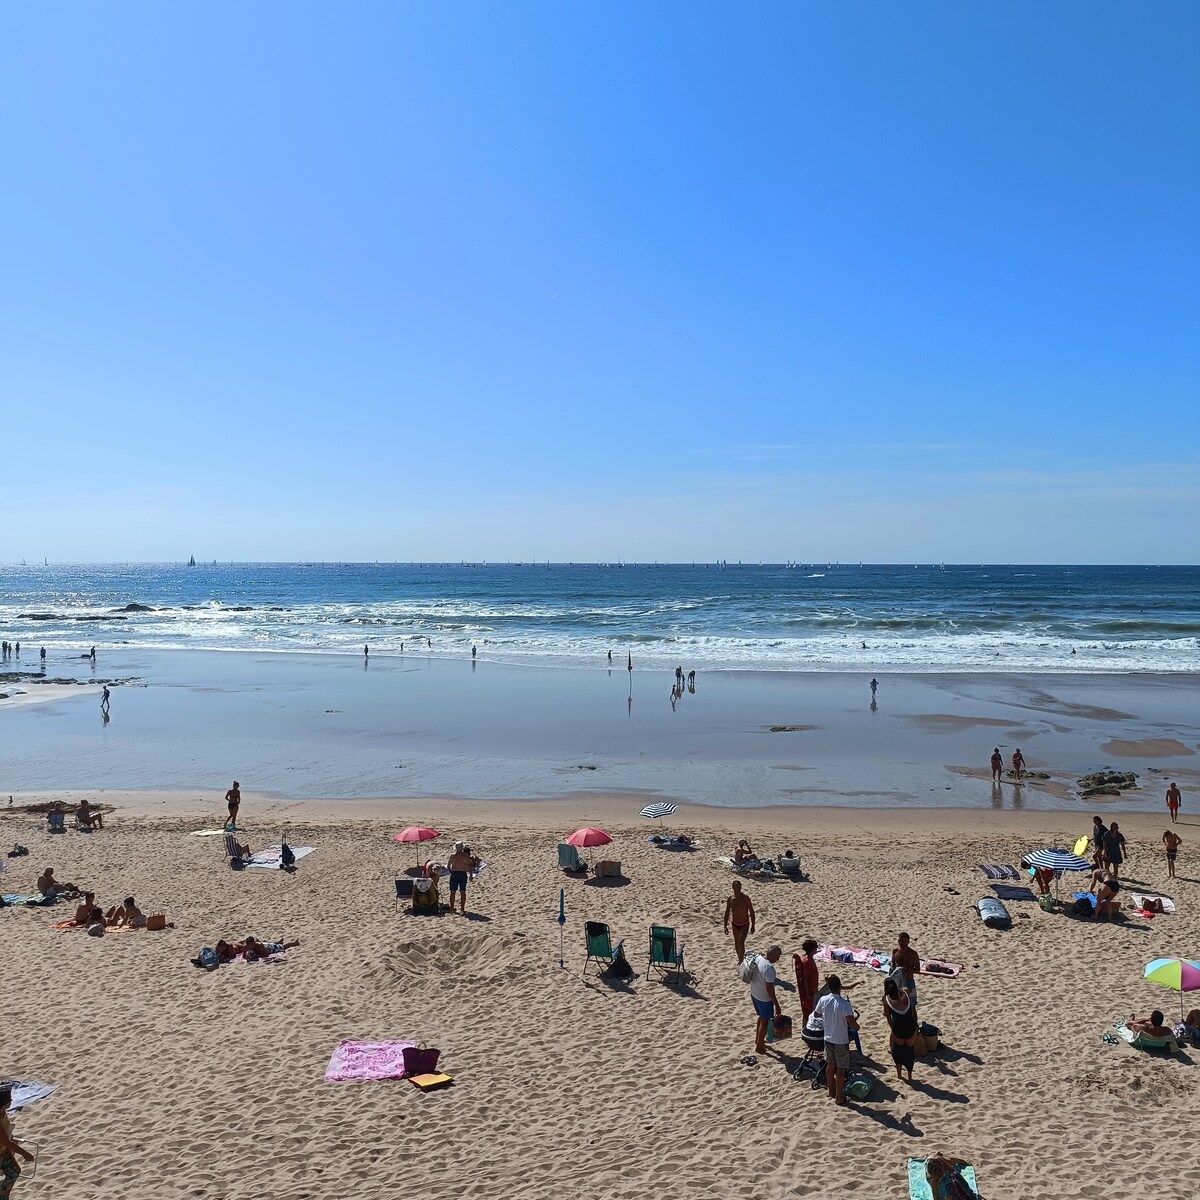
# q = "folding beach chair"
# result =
<box><xmin>558</xmin><ymin>843</ymin><xmax>587</xmax><ymax>873</ymax></box>
<box><xmin>73</xmin><ymin>812</ymin><xmax>93</xmax><ymax>833</ymax></box>
<box><xmin>647</xmin><ymin>925</ymin><xmax>685</xmax><ymax>984</ymax></box>
<box><xmin>394</xmin><ymin>877</ymin><xmax>415</xmax><ymax>912</ymax></box>
<box><xmin>778</xmin><ymin>855</ymin><xmax>803</xmax><ymax>879</ymax></box>
<box><xmin>223</xmin><ymin>833</ymin><xmax>251</xmax><ymax>869</ymax></box>
<box><xmin>47</xmin><ymin>810</ymin><xmax>66</xmax><ymax>834</ymax></box>
<box><xmin>583</xmin><ymin>921</ymin><xmax>622</xmax><ymax>975</ymax></box>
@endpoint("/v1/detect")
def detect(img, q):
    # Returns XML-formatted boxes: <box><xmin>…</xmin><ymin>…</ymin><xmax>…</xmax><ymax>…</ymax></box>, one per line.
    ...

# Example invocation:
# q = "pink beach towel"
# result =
<box><xmin>816</xmin><ymin>945</ymin><xmax>873</xmax><ymax>966</ymax></box>
<box><xmin>325</xmin><ymin>1040</ymin><xmax>416</xmax><ymax>1082</ymax></box>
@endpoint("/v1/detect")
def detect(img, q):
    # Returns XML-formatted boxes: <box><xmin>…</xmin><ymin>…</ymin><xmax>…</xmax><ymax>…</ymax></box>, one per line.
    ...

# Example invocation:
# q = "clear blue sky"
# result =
<box><xmin>2</xmin><ymin>2</ymin><xmax>1197</xmax><ymax>563</ymax></box>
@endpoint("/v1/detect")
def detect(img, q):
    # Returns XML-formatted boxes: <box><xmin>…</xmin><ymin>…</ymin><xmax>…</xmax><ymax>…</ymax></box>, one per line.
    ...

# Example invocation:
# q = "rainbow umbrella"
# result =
<box><xmin>1143</xmin><ymin>958</ymin><xmax>1200</xmax><ymax>1019</ymax></box>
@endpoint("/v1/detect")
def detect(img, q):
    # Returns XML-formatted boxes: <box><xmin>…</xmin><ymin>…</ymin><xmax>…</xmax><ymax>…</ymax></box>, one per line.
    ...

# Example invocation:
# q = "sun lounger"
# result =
<box><xmin>906</xmin><ymin>1157</ymin><xmax>979</xmax><ymax>1200</ymax></box>
<box><xmin>1116</xmin><ymin>1023</ymin><xmax>1179</xmax><ymax>1054</ymax></box>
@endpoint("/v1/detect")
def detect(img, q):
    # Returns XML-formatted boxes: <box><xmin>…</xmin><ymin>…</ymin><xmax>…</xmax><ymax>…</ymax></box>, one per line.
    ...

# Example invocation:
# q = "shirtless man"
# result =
<box><xmin>446</xmin><ymin>842</ymin><xmax>474</xmax><ymax>914</ymax></box>
<box><xmin>1011</xmin><ymin>748</ymin><xmax>1026</xmax><ymax>781</ymax></box>
<box><xmin>990</xmin><ymin>747</ymin><xmax>1004</xmax><ymax>782</ymax></box>
<box><xmin>73</xmin><ymin>892</ymin><xmax>103</xmax><ymax>926</ymax></box>
<box><xmin>724</xmin><ymin>880</ymin><xmax>755</xmax><ymax>962</ymax></box>
<box><xmin>37</xmin><ymin>867</ymin><xmax>79</xmax><ymax>898</ymax></box>
<box><xmin>76</xmin><ymin>798</ymin><xmax>103</xmax><ymax>830</ymax></box>
<box><xmin>1163</xmin><ymin>830</ymin><xmax>1183</xmax><ymax>879</ymax></box>
<box><xmin>1127</xmin><ymin>1010</ymin><xmax>1173</xmax><ymax>1040</ymax></box>
<box><xmin>1167</xmin><ymin>782</ymin><xmax>1182</xmax><ymax>823</ymax></box>
<box><xmin>892</xmin><ymin>931</ymin><xmax>920</xmax><ymax>1006</ymax></box>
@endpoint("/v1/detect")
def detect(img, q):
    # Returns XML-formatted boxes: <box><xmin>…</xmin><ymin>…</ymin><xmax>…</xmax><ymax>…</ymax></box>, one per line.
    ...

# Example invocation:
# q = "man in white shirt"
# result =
<box><xmin>749</xmin><ymin>945</ymin><xmax>783</xmax><ymax>1054</ymax></box>
<box><xmin>813</xmin><ymin>974</ymin><xmax>858</xmax><ymax>1105</ymax></box>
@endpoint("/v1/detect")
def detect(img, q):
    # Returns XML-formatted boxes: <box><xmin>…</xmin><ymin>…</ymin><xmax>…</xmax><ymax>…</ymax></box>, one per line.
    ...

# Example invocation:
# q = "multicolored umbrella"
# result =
<box><xmin>1144</xmin><ymin>957</ymin><xmax>1200</xmax><ymax>1019</ymax></box>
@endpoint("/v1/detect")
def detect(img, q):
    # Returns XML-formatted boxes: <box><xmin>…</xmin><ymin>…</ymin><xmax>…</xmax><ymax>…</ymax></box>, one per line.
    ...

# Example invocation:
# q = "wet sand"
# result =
<box><xmin>1</xmin><ymin>650</ymin><xmax>1196</xmax><ymax>811</ymax></box>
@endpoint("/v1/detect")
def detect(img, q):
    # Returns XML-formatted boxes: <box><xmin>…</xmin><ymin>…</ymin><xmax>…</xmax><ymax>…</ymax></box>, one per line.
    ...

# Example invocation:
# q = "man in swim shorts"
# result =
<box><xmin>1167</xmin><ymin>781</ymin><xmax>1181</xmax><ymax>823</ymax></box>
<box><xmin>723</xmin><ymin>880</ymin><xmax>755</xmax><ymax>963</ymax></box>
<box><xmin>990</xmin><ymin>748</ymin><xmax>1003</xmax><ymax>782</ymax></box>
<box><xmin>748</xmin><ymin>945</ymin><xmax>782</xmax><ymax>1055</ymax></box>
<box><xmin>446</xmin><ymin>842</ymin><xmax>473</xmax><ymax>914</ymax></box>
<box><xmin>1163</xmin><ymin>830</ymin><xmax>1182</xmax><ymax>879</ymax></box>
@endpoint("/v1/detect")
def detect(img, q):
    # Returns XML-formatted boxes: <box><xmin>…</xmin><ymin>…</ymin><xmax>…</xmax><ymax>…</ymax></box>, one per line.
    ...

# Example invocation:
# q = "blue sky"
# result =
<box><xmin>2</xmin><ymin>2</ymin><xmax>1196</xmax><ymax>563</ymax></box>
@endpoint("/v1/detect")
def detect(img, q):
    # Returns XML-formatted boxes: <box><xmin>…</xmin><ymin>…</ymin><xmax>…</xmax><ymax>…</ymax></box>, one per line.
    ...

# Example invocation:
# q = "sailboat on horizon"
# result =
<box><xmin>187</xmin><ymin>554</ymin><xmax>196</xmax><ymax>567</ymax></box>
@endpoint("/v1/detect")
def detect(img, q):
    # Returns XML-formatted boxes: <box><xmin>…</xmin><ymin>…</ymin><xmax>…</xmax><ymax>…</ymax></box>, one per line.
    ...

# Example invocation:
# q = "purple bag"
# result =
<box><xmin>402</xmin><ymin>1043</ymin><xmax>441</xmax><ymax>1076</ymax></box>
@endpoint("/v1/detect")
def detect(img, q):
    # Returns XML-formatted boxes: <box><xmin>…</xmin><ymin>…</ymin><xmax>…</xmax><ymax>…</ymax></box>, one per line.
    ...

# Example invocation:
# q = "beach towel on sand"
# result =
<box><xmin>6</xmin><ymin>1082</ymin><xmax>57</xmax><ymax>1112</ymax></box>
<box><xmin>978</xmin><ymin>863</ymin><xmax>1019</xmax><ymax>881</ymax></box>
<box><xmin>325</xmin><ymin>1040</ymin><xmax>417</xmax><ymax>1082</ymax></box>
<box><xmin>906</xmin><ymin>1157</ymin><xmax>978</xmax><ymax>1200</ymax></box>
<box><xmin>1130</xmin><ymin>893</ymin><xmax>1176</xmax><ymax>914</ymax></box>
<box><xmin>246</xmin><ymin>846</ymin><xmax>315</xmax><ymax>869</ymax></box>
<box><xmin>991</xmin><ymin>884</ymin><xmax>1037</xmax><ymax>902</ymax></box>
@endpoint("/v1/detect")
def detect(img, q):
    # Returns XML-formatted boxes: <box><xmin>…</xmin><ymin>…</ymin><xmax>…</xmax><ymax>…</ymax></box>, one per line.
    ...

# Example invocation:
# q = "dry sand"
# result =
<box><xmin>3</xmin><ymin>791</ymin><xmax>1198</xmax><ymax>1200</ymax></box>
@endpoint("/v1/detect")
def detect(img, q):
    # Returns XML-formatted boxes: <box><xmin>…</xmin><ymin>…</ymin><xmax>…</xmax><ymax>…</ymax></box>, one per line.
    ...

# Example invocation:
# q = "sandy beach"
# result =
<box><xmin>3</xmin><ymin>789</ymin><xmax>1198</xmax><ymax>1200</ymax></box>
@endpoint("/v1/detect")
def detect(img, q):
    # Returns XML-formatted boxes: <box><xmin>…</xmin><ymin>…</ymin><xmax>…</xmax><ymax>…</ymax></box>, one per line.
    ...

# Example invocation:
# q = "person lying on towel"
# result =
<box><xmin>925</xmin><ymin>1153</ymin><xmax>979</xmax><ymax>1200</ymax></box>
<box><xmin>1127</xmin><ymin>1010</ymin><xmax>1173</xmax><ymax>1040</ymax></box>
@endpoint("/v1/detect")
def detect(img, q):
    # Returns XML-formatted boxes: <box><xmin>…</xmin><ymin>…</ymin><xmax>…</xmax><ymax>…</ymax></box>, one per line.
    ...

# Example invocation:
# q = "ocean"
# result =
<box><xmin>1</xmin><ymin>562</ymin><xmax>1196</xmax><ymax>673</ymax></box>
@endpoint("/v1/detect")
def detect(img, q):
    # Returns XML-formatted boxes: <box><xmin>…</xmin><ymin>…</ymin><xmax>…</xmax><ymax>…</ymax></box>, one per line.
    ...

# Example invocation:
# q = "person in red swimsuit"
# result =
<box><xmin>794</xmin><ymin>939</ymin><xmax>820</xmax><ymax>1022</ymax></box>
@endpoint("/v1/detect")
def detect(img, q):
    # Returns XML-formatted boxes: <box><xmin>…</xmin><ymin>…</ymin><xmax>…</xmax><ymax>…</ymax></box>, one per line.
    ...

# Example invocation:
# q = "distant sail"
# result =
<box><xmin>188</xmin><ymin>555</ymin><xmax>196</xmax><ymax>567</ymax></box>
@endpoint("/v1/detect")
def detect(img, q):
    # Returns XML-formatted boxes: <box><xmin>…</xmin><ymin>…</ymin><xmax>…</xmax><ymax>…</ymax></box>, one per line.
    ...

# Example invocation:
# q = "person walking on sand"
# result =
<box><xmin>724</xmin><ymin>880</ymin><xmax>755</xmax><ymax>962</ymax></box>
<box><xmin>1163</xmin><ymin>830</ymin><xmax>1182</xmax><ymax>880</ymax></box>
<box><xmin>870</xmin><ymin>677</ymin><xmax>878</xmax><ymax>697</ymax></box>
<box><xmin>1011</xmin><ymin>748</ymin><xmax>1026</xmax><ymax>781</ymax></box>
<box><xmin>990</xmin><ymin>747</ymin><xmax>1004</xmax><ymax>782</ymax></box>
<box><xmin>1167</xmin><ymin>781</ymin><xmax>1182</xmax><ymax>823</ymax></box>
<box><xmin>363</xmin><ymin>644</ymin><xmax>369</xmax><ymax>660</ymax></box>
<box><xmin>1091</xmin><ymin>815</ymin><xmax>1108</xmax><ymax>866</ymax></box>
<box><xmin>814</xmin><ymin>975</ymin><xmax>857</xmax><ymax>1105</ymax></box>
<box><xmin>748</xmin><ymin>945</ymin><xmax>782</xmax><ymax>1055</ymax></box>
<box><xmin>100</xmin><ymin>686</ymin><xmax>110</xmax><ymax>711</ymax></box>
<box><xmin>225</xmin><ymin>781</ymin><xmax>241</xmax><ymax>828</ymax></box>
<box><xmin>1</xmin><ymin>1084</ymin><xmax>36</xmax><ymax>1198</ymax></box>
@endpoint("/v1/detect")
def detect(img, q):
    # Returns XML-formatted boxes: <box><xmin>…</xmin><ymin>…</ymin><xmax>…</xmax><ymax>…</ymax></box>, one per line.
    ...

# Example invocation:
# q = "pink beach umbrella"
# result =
<box><xmin>566</xmin><ymin>827</ymin><xmax>612</xmax><ymax>848</ymax></box>
<box><xmin>393</xmin><ymin>825</ymin><xmax>441</xmax><ymax>869</ymax></box>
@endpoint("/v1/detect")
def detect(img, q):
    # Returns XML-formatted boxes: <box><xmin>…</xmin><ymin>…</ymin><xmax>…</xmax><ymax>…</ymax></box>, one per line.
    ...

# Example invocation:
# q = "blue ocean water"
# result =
<box><xmin>0</xmin><ymin>562</ymin><xmax>1196</xmax><ymax>672</ymax></box>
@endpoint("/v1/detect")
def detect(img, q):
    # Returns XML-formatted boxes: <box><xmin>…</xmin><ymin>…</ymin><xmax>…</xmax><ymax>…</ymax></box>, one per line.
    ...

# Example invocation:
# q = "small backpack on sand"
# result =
<box><xmin>738</xmin><ymin>951</ymin><xmax>760</xmax><ymax>984</ymax></box>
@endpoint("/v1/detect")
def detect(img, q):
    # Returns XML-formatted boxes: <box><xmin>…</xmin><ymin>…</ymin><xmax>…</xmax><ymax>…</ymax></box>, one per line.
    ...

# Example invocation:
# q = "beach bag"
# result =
<box><xmin>1038</xmin><ymin>893</ymin><xmax>1056</xmax><ymax>912</ymax></box>
<box><xmin>193</xmin><ymin>946</ymin><xmax>219</xmax><ymax>970</ymax></box>
<box><xmin>401</xmin><ymin>1043</ymin><xmax>441</xmax><ymax>1076</ymax></box>
<box><xmin>86</xmin><ymin>922</ymin><xmax>105</xmax><ymax>937</ymax></box>
<box><xmin>281</xmin><ymin>842</ymin><xmax>296</xmax><ymax>870</ymax></box>
<box><xmin>608</xmin><ymin>945</ymin><xmax>634</xmax><ymax>978</ymax></box>
<box><xmin>845</xmin><ymin>1073</ymin><xmax>872</xmax><ymax>1101</ymax></box>
<box><xmin>920</xmin><ymin>1022</ymin><xmax>941</xmax><ymax>1039</ymax></box>
<box><xmin>1073</xmin><ymin>897</ymin><xmax>1092</xmax><ymax>917</ymax></box>
<box><xmin>768</xmin><ymin>1014</ymin><xmax>793</xmax><ymax>1041</ymax></box>
<box><xmin>146</xmin><ymin>913</ymin><xmax>167</xmax><ymax>931</ymax></box>
<box><xmin>738</xmin><ymin>951</ymin><xmax>760</xmax><ymax>984</ymax></box>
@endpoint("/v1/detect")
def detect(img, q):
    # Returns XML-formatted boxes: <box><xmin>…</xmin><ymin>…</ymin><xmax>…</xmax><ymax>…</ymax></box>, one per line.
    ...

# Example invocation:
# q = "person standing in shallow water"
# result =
<box><xmin>870</xmin><ymin>677</ymin><xmax>878</xmax><ymax>697</ymax></box>
<box><xmin>1167</xmin><ymin>781</ymin><xmax>1182</xmax><ymax>823</ymax></box>
<box><xmin>990</xmin><ymin>748</ymin><xmax>1004</xmax><ymax>782</ymax></box>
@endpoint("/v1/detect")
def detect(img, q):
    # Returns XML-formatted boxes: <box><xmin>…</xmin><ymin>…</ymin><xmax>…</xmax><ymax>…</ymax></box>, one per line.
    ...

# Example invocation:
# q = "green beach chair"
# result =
<box><xmin>583</xmin><ymin>921</ymin><xmax>622</xmax><ymax>975</ymax></box>
<box><xmin>647</xmin><ymin>924</ymin><xmax>685</xmax><ymax>984</ymax></box>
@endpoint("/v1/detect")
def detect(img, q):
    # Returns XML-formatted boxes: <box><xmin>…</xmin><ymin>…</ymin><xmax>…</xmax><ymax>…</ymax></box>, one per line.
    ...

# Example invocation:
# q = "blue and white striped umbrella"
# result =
<box><xmin>640</xmin><ymin>802</ymin><xmax>678</xmax><ymax>820</ymax></box>
<box><xmin>1025</xmin><ymin>848</ymin><xmax>1091</xmax><ymax>872</ymax></box>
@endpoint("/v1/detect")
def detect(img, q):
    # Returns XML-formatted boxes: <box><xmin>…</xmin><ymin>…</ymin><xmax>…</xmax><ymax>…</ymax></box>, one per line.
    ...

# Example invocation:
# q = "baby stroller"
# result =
<box><xmin>792</xmin><ymin>1017</ymin><xmax>826</xmax><ymax>1083</ymax></box>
